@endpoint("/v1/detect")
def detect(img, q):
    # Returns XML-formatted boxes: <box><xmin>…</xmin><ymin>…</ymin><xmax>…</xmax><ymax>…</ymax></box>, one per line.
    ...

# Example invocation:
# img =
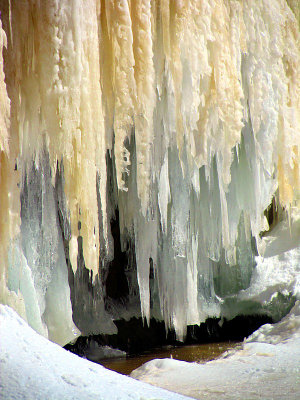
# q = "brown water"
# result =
<box><xmin>99</xmin><ymin>342</ymin><xmax>240</xmax><ymax>375</ymax></box>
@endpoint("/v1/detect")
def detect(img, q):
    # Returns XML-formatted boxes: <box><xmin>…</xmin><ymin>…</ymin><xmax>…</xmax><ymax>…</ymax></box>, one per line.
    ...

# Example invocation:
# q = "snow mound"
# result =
<box><xmin>131</xmin><ymin>302</ymin><xmax>300</xmax><ymax>400</ymax></box>
<box><xmin>238</xmin><ymin>209</ymin><xmax>300</xmax><ymax>306</ymax></box>
<box><xmin>0</xmin><ymin>305</ymin><xmax>191</xmax><ymax>400</ymax></box>
<box><xmin>247</xmin><ymin>300</ymin><xmax>300</xmax><ymax>344</ymax></box>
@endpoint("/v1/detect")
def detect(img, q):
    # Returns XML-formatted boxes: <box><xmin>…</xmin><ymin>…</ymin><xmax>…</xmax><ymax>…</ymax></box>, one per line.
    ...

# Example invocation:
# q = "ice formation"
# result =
<box><xmin>0</xmin><ymin>0</ymin><xmax>299</xmax><ymax>344</ymax></box>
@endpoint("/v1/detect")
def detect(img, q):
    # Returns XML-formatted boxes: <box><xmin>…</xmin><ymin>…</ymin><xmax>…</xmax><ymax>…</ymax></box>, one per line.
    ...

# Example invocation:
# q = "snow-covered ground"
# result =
<box><xmin>1</xmin><ymin>302</ymin><xmax>299</xmax><ymax>400</ymax></box>
<box><xmin>131</xmin><ymin>302</ymin><xmax>300</xmax><ymax>400</ymax></box>
<box><xmin>0</xmin><ymin>305</ymin><xmax>191</xmax><ymax>400</ymax></box>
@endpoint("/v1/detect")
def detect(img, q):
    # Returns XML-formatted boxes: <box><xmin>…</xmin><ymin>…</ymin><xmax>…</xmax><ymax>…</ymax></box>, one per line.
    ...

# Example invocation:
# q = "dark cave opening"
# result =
<box><xmin>64</xmin><ymin>313</ymin><xmax>273</xmax><ymax>359</ymax></box>
<box><xmin>105</xmin><ymin>209</ymin><xmax>129</xmax><ymax>301</ymax></box>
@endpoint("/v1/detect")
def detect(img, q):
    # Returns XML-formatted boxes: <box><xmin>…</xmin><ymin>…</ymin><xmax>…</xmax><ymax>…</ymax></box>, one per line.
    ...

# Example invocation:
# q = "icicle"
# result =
<box><xmin>0</xmin><ymin>18</ymin><xmax>9</xmax><ymax>154</ymax></box>
<box><xmin>0</xmin><ymin>0</ymin><xmax>299</xmax><ymax>343</ymax></box>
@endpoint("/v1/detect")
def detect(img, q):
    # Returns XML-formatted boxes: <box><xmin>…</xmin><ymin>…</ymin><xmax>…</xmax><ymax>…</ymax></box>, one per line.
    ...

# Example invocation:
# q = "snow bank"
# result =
<box><xmin>131</xmin><ymin>302</ymin><xmax>300</xmax><ymax>400</ymax></box>
<box><xmin>239</xmin><ymin>208</ymin><xmax>300</xmax><ymax>305</ymax></box>
<box><xmin>0</xmin><ymin>305</ymin><xmax>190</xmax><ymax>400</ymax></box>
<box><xmin>247</xmin><ymin>300</ymin><xmax>300</xmax><ymax>344</ymax></box>
<box><xmin>218</xmin><ymin>207</ymin><xmax>300</xmax><ymax>321</ymax></box>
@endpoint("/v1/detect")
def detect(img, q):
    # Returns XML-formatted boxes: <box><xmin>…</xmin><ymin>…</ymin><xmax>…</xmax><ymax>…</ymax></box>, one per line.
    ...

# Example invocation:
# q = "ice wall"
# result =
<box><xmin>0</xmin><ymin>0</ymin><xmax>299</xmax><ymax>344</ymax></box>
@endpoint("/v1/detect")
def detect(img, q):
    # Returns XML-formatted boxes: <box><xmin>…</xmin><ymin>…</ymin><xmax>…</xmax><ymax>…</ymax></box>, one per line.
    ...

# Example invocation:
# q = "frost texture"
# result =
<box><xmin>0</xmin><ymin>0</ymin><xmax>299</xmax><ymax>344</ymax></box>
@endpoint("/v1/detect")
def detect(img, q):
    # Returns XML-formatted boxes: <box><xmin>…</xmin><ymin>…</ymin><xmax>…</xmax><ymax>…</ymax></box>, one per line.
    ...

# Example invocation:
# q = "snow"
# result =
<box><xmin>131</xmin><ymin>302</ymin><xmax>300</xmax><ymax>400</ymax></box>
<box><xmin>0</xmin><ymin>305</ymin><xmax>190</xmax><ymax>400</ymax></box>
<box><xmin>218</xmin><ymin>207</ymin><xmax>300</xmax><ymax>320</ymax></box>
<box><xmin>1</xmin><ymin>303</ymin><xmax>300</xmax><ymax>400</ymax></box>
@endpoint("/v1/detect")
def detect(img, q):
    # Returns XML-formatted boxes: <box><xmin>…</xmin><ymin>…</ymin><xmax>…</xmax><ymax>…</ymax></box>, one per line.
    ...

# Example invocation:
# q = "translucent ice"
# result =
<box><xmin>0</xmin><ymin>1</ymin><xmax>299</xmax><ymax>343</ymax></box>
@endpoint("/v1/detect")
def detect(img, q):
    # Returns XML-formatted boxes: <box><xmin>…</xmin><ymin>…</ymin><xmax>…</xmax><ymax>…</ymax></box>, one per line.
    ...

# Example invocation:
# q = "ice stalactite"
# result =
<box><xmin>0</xmin><ymin>0</ymin><xmax>299</xmax><ymax>344</ymax></box>
<box><xmin>0</xmin><ymin>16</ymin><xmax>26</xmax><ymax>322</ymax></box>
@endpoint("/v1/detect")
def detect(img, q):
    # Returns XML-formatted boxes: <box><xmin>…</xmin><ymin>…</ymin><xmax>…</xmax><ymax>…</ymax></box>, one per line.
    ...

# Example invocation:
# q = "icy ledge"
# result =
<box><xmin>131</xmin><ymin>302</ymin><xmax>300</xmax><ymax>400</ymax></box>
<box><xmin>220</xmin><ymin>207</ymin><xmax>300</xmax><ymax>321</ymax></box>
<box><xmin>0</xmin><ymin>305</ymin><xmax>190</xmax><ymax>400</ymax></box>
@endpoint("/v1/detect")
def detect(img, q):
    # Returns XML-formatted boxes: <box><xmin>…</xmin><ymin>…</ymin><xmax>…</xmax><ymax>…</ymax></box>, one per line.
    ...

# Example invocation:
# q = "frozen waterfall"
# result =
<box><xmin>0</xmin><ymin>0</ymin><xmax>299</xmax><ymax>345</ymax></box>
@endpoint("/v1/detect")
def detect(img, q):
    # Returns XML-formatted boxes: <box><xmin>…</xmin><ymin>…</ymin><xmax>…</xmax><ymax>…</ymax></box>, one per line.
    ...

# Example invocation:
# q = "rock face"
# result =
<box><xmin>0</xmin><ymin>1</ymin><xmax>299</xmax><ymax>345</ymax></box>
